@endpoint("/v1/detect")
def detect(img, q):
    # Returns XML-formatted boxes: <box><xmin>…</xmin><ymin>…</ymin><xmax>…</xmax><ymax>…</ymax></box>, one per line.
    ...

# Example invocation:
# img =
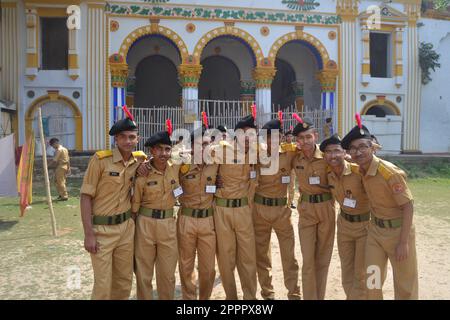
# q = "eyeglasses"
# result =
<box><xmin>348</xmin><ymin>145</ymin><xmax>371</xmax><ymax>154</ymax></box>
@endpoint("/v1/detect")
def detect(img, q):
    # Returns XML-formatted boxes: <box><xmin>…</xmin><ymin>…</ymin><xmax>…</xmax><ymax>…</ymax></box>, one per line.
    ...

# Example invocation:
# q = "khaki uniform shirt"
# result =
<box><xmin>327</xmin><ymin>160</ymin><xmax>370</xmax><ymax>215</ymax></box>
<box><xmin>292</xmin><ymin>145</ymin><xmax>330</xmax><ymax>195</ymax></box>
<box><xmin>80</xmin><ymin>148</ymin><xmax>141</xmax><ymax>216</ymax></box>
<box><xmin>256</xmin><ymin>145</ymin><xmax>297</xmax><ymax>199</ymax></box>
<box><xmin>359</xmin><ymin>156</ymin><xmax>413</xmax><ymax>220</ymax></box>
<box><xmin>132</xmin><ymin>161</ymin><xmax>180</xmax><ymax>213</ymax></box>
<box><xmin>179</xmin><ymin>163</ymin><xmax>219</xmax><ymax>209</ymax></box>
<box><xmin>210</xmin><ymin>141</ymin><xmax>255</xmax><ymax>199</ymax></box>
<box><xmin>54</xmin><ymin>145</ymin><xmax>69</xmax><ymax>170</ymax></box>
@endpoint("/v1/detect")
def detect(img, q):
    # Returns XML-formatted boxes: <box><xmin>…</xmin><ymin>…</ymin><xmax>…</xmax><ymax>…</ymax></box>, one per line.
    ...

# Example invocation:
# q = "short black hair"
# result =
<box><xmin>326</xmin><ymin>118</ymin><xmax>332</xmax><ymax>123</ymax></box>
<box><xmin>49</xmin><ymin>138</ymin><xmax>59</xmax><ymax>145</ymax></box>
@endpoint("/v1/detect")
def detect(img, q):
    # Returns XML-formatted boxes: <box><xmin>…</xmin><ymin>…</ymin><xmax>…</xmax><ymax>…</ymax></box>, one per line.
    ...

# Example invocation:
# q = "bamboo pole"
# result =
<box><xmin>37</xmin><ymin>107</ymin><xmax>58</xmax><ymax>237</ymax></box>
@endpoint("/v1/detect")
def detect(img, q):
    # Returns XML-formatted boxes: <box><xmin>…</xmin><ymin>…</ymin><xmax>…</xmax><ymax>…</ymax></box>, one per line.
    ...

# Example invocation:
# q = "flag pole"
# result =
<box><xmin>38</xmin><ymin>107</ymin><xmax>57</xmax><ymax>236</ymax></box>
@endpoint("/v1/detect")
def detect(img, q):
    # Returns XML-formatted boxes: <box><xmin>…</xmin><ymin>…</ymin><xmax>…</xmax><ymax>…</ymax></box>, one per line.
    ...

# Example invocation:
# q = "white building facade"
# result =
<box><xmin>1</xmin><ymin>0</ymin><xmax>448</xmax><ymax>154</ymax></box>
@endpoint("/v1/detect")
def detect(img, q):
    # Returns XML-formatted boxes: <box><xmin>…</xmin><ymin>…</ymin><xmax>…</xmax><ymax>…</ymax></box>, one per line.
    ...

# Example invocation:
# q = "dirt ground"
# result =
<box><xmin>0</xmin><ymin>178</ymin><xmax>449</xmax><ymax>300</ymax></box>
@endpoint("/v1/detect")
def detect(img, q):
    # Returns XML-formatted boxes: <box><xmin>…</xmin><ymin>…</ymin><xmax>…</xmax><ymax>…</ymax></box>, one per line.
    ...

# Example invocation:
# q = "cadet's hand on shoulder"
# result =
<box><xmin>84</xmin><ymin>234</ymin><xmax>99</xmax><ymax>254</ymax></box>
<box><xmin>395</xmin><ymin>241</ymin><xmax>409</xmax><ymax>261</ymax></box>
<box><xmin>137</xmin><ymin>161</ymin><xmax>150</xmax><ymax>177</ymax></box>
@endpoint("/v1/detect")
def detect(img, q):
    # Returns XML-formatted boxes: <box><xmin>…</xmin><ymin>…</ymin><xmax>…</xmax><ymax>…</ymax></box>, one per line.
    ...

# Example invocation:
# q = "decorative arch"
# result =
<box><xmin>118</xmin><ymin>25</ymin><xmax>189</xmax><ymax>63</ymax></box>
<box><xmin>268</xmin><ymin>31</ymin><xmax>332</xmax><ymax>70</ymax></box>
<box><xmin>361</xmin><ymin>99</ymin><xmax>401</xmax><ymax>116</ymax></box>
<box><xmin>193</xmin><ymin>26</ymin><xmax>264</xmax><ymax>66</ymax></box>
<box><xmin>25</xmin><ymin>93</ymin><xmax>82</xmax><ymax>150</ymax></box>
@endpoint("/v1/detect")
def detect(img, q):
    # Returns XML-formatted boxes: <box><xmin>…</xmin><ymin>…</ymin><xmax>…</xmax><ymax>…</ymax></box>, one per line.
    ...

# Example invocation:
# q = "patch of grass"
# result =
<box><xmin>391</xmin><ymin>160</ymin><xmax>450</xmax><ymax>179</ymax></box>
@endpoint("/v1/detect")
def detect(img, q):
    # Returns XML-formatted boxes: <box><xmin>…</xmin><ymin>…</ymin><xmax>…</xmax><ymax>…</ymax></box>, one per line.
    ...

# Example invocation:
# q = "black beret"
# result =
<box><xmin>144</xmin><ymin>131</ymin><xmax>171</xmax><ymax>148</ymax></box>
<box><xmin>109</xmin><ymin>118</ymin><xmax>138</xmax><ymax>136</ymax></box>
<box><xmin>262</xmin><ymin>119</ymin><xmax>282</xmax><ymax>134</ymax></box>
<box><xmin>319</xmin><ymin>134</ymin><xmax>342</xmax><ymax>152</ymax></box>
<box><xmin>293</xmin><ymin>118</ymin><xmax>314</xmax><ymax>136</ymax></box>
<box><xmin>341</xmin><ymin>125</ymin><xmax>372</xmax><ymax>150</ymax></box>
<box><xmin>234</xmin><ymin>115</ymin><xmax>256</xmax><ymax>130</ymax></box>
<box><xmin>217</xmin><ymin>125</ymin><xmax>227</xmax><ymax>133</ymax></box>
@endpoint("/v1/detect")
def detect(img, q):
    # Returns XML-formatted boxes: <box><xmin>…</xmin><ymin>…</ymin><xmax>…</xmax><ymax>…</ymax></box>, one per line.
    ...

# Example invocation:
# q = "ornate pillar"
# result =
<box><xmin>316</xmin><ymin>70</ymin><xmax>338</xmax><ymax>111</ymax></box>
<box><xmin>109</xmin><ymin>54</ymin><xmax>128</xmax><ymax>124</ymax></box>
<box><xmin>178</xmin><ymin>63</ymin><xmax>202</xmax><ymax>126</ymax></box>
<box><xmin>361</xmin><ymin>25</ymin><xmax>370</xmax><ymax>86</ymax></box>
<box><xmin>292</xmin><ymin>81</ymin><xmax>305</xmax><ymax>112</ymax></box>
<box><xmin>25</xmin><ymin>8</ymin><xmax>38</xmax><ymax>80</ymax></box>
<box><xmin>253</xmin><ymin>65</ymin><xmax>276</xmax><ymax>125</ymax></box>
<box><xmin>403</xmin><ymin>2</ymin><xmax>422</xmax><ymax>153</ymax></box>
<box><xmin>337</xmin><ymin>0</ymin><xmax>359</xmax><ymax>135</ymax></box>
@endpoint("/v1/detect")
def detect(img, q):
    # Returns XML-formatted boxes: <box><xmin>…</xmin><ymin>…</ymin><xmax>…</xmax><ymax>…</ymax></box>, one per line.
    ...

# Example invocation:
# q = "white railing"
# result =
<box><xmin>124</xmin><ymin>100</ymin><xmax>333</xmax><ymax>150</ymax></box>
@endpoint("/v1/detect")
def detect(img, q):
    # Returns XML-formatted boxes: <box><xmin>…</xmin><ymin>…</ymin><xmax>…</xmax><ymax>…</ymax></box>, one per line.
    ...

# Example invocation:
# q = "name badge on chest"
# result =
<box><xmin>309</xmin><ymin>176</ymin><xmax>320</xmax><ymax>185</ymax></box>
<box><xmin>205</xmin><ymin>185</ymin><xmax>216</xmax><ymax>194</ymax></box>
<box><xmin>343</xmin><ymin>197</ymin><xmax>357</xmax><ymax>208</ymax></box>
<box><xmin>250</xmin><ymin>170</ymin><xmax>257</xmax><ymax>179</ymax></box>
<box><xmin>281</xmin><ymin>176</ymin><xmax>291</xmax><ymax>184</ymax></box>
<box><xmin>173</xmin><ymin>186</ymin><xmax>183</xmax><ymax>198</ymax></box>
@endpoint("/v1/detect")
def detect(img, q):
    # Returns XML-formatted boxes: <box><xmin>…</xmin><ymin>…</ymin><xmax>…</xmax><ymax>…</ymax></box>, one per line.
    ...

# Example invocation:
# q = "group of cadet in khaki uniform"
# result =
<box><xmin>80</xmin><ymin>105</ymin><xmax>418</xmax><ymax>300</ymax></box>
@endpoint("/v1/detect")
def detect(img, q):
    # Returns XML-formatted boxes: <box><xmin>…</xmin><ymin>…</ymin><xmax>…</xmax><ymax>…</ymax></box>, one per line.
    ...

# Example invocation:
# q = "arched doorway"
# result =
<box><xmin>271</xmin><ymin>41</ymin><xmax>322</xmax><ymax>111</ymax></box>
<box><xmin>25</xmin><ymin>94</ymin><xmax>82</xmax><ymax>154</ymax></box>
<box><xmin>199</xmin><ymin>55</ymin><xmax>241</xmax><ymax>100</ymax></box>
<box><xmin>134</xmin><ymin>55</ymin><xmax>181</xmax><ymax>107</ymax></box>
<box><xmin>127</xmin><ymin>35</ymin><xmax>182</xmax><ymax>107</ymax></box>
<box><xmin>271</xmin><ymin>58</ymin><xmax>296</xmax><ymax>109</ymax></box>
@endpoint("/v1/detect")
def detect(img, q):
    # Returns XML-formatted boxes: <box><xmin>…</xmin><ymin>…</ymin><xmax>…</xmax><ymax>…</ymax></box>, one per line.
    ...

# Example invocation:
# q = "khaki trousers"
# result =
<box><xmin>253</xmin><ymin>203</ymin><xmax>301</xmax><ymax>300</ymax></box>
<box><xmin>337</xmin><ymin>215</ymin><xmax>369</xmax><ymax>300</ymax></box>
<box><xmin>55</xmin><ymin>166</ymin><xmax>68</xmax><ymax>198</ymax></box>
<box><xmin>297</xmin><ymin>199</ymin><xmax>336</xmax><ymax>300</ymax></box>
<box><xmin>90</xmin><ymin>218</ymin><xmax>135</xmax><ymax>300</ymax></box>
<box><xmin>135</xmin><ymin>215</ymin><xmax>178</xmax><ymax>300</ymax></box>
<box><xmin>365</xmin><ymin>223</ymin><xmax>418</xmax><ymax>300</ymax></box>
<box><xmin>214</xmin><ymin>205</ymin><xmax>257</xmax><ymax>300</ymax></box>
<box><xmin>177</xmin><ymin>214</ymin><xmax>216</xmax><ymax>300</ymax></box>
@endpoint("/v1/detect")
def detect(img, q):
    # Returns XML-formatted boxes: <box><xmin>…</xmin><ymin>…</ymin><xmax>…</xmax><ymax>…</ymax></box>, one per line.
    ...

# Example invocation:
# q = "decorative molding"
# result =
<box><xmin>109</xmin><ymin>54</ymin><xmax>128</xmax><ymax>88</ymax></box>
<box><xmin>240</xmin><ymin>80</ymin><xmax>256</xmax><ymax>95</ymax></box>
<box><xmin>110</xmin><ymin>20</ymin><xmax>119</xmax><ymax>32</ymax></box>
<box><xmin>336</xmin><ymin>0</ymin><xmax>359</xmax><ymax>21</ymax></box>
<box><xmin>186</xmin><ymin>23</ymin><xmax>196</xmax><ymax>33</ymax></box>
<box><xmin>316</xmin><ymin>69</ymin><xmax>338</xmax><ymax>92</ymax></box>
<box><xmin>361</xmin><ymin>99</ymin><xmax>401</xmax><ymax>116</ymax></box>
<box><xmin>252</xmin><ymin>66</ymin><xmax>277</xmax><ymax>89</ymax></box>
<box><xmin>193</xmin><ymin>26</ymin><xmax>264</xmax><ymax>66</ymax></box>
<box><xmin>282</xmin><ymin>0</ymin><xmax>320</xmax><ymax>12</ymax></box>
<box><xmin>105</xmin><ymin>3</ymin><xmax>341</xmax><ymax>25</ymax></box>
<box><xmin>268</xmin><ymin>31</ymin><xmax>331</xmax><ymax>68</ymax></box>
<box><xmin>118</xmin><ymin>24</ymin><xmax>189</xmax><ymax>63</ymax></box>
<box><xmin>178</xmin><ymin>64</ymin><xmax>203</xmax><ymax>88</ymax></box>
<box><xmin>260</xmin><ymin>26</ymin><xmax>270</xmax><ymax>36</ymax></box>
<box><xmin>328</xmin><ymin>30</ymin><xmax>336</xmax><ymax>40</ymax></box>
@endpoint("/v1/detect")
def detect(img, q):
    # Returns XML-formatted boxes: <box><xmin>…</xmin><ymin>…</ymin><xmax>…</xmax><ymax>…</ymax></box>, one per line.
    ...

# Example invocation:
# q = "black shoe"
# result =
<box><xmin>290</xmin><ymin>203</ymin><xmax>296</xmax><ymax>209</ymax></box>
<box><xmin>56</xmin><ymin>196</ymin><xmax>68</xmax><ymax>201</ymax></box>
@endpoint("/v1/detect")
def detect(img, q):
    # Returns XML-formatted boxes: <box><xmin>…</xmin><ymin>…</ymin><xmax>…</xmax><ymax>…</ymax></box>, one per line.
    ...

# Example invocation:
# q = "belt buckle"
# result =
<box><xmin>232</xmin><ymin>199</ymin><xmax>240</xmax><ymax>207</ymax></box>
<box><xmin>115</xmin><ymin>214</ymin><xmax>122</xmax><ymax>224</ymax></box>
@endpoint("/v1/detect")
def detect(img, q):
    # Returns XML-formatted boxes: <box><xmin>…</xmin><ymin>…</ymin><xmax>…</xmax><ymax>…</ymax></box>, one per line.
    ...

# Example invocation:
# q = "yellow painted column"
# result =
<box><xmin>361</xmin><ymin>25</ymin><xmax>370</xmax><ymax>87</ymax></box>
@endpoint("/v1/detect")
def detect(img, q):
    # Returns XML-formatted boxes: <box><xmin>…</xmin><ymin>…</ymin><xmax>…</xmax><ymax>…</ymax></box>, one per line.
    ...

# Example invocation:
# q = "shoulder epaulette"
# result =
<box><xmin>378</xmin><ymin>162</ymin><xmax>394</xmax><ymax>180</ymax></box>
<box><xmin>350</xmin><ymin>163</ymin><xmax>360</xmax><ymax>174</ymax></box>
<box><xmin>280</xmin><ymin>142</ymin><xmax>297</xmax><ymax>153</ymax></box>
<box><xmin>95</xmin><ymin>150</ymin><xmax>113</xmax><ymax>159</ymax></box>
<box><xmin>132</xmin><ymin>150</ymin><xmax>147</xmax><ymax>160</ymax></box>
<box><xmin>180</xmin><ymin>164</ymin><xmax>190</xmax><ymax>174</ymax></box>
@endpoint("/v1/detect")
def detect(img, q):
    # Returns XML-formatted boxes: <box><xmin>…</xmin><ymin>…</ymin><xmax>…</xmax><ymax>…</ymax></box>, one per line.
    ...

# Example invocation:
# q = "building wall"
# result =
<box><xmin>419</xmin><ymin>18</ymin><xmax>450</xmax><ymax>153</ymax></box>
